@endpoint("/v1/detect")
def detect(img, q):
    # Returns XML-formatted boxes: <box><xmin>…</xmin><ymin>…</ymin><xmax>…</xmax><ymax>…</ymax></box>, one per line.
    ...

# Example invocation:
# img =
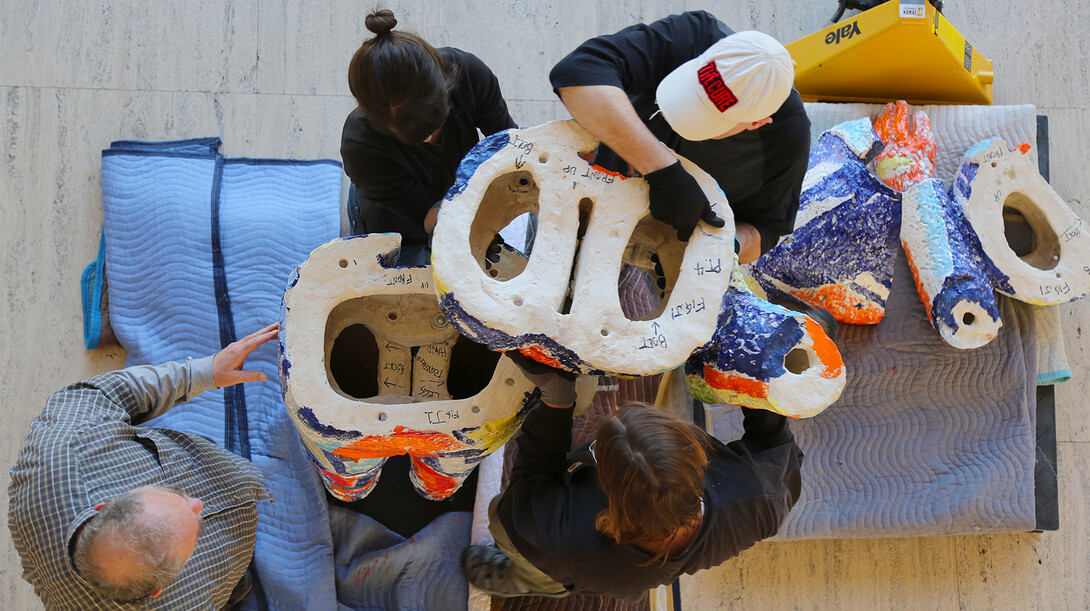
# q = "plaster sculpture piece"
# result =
<box><xmin>952</xmin><ymin>137</ymin><xmax>1090</xmax><ymax>305</ymax></box>
<box><xmin>873</xmin><ymin>100</ymin><xmax>938</xmax><ymax>192</ymax></box>
<box><xmin>431</xmin><ymin>120</ymin><xmax>736</xmax><ymax>377</ymax></box>
<box><xmin>279</xmin><ymin>234</ymin><xmax>539</xmax><ymax>501</ymax></box>
<box><xmin>750</xmin><ymin>118</ymin><xmax>901</xmax><ymax>324</ymax></box>
<box><xmin>901</xmin><ymin>177</ymin><xmax>1002</xmax><ymax>349</ymax></box>
<box><xmin>686</xmin><ymin>266</ymin><xmax>845</xmax><ymax>418</ymax></box>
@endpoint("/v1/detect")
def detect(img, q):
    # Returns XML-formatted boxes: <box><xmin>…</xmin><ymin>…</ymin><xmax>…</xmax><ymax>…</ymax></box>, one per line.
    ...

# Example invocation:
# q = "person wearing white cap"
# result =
<box><xmin>550</xmin><ymin>11</ymin><xmax>810</xmax><ymax>263</ymax></box>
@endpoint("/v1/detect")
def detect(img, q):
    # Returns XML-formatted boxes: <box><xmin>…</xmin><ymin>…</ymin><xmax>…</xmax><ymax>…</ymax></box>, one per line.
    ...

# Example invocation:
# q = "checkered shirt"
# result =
<box><xmin>9</xmin><ymin>357</ymin><xmax>270</xmax><ymax>610</ymax></box>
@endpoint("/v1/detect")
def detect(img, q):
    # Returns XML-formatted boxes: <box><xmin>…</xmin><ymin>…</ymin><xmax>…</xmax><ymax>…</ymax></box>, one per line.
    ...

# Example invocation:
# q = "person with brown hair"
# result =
<box><xmin>462</xmin><ymin>355</ymin><xmax>802</xmax><ymax>601</ymax></box>
<box><xmin>340</xmin><ymin>9</ymin><xmax>516</xmax><ymax>265</ymax></box>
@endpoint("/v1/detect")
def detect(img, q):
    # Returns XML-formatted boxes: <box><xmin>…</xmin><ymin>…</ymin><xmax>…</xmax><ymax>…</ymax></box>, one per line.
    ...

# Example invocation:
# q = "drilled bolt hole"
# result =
<box><xmin>377</xmin><ymin>412</ymin><xmax>388</xmax><ymax>422</ymax></box>
<box><xmin>338</xmin><ymin>259</ymin><xmax>348</xmax><ymax>268</ymax></box>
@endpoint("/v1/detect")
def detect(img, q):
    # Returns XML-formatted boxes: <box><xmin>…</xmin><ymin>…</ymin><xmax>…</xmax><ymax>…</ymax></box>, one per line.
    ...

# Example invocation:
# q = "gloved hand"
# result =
<box><xmin>643</xmin><ymin>161</ymin><xmax>726</xmax><ymax>241</ymax></box>
<box><xmin>484</xmin><ymin>234</ymin><xmax>504</xmax><ymax>270</ymax></box>
<box><xmin>506</xmin><ymin>351</ymin><xmax>577</xmax><ymax>407</ymax></box>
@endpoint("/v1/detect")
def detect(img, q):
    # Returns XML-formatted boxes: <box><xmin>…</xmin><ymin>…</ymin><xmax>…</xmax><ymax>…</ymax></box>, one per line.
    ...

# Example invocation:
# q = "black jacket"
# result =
<box><xmin>341</xmin><ymin>47</ymin><xmax>516</xmax><ymax>245</ymax></box>
<box><xmin>496</xmin><ymin>401</ymin><xmax>802</xmax><ymax>602</ymax></box>
<box><xmin>550</xmin><ymin>11</ymin><xmax>811</xmax><ymax>251</ymax></box>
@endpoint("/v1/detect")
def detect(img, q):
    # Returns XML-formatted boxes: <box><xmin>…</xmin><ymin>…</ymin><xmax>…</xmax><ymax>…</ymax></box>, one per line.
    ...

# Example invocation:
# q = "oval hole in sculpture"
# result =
<box><xmin>538</xmin><ymin>152</ymin><xmax>549</xmax><ymax>164</ymax></box>
<box><xmin>338</xmin><ymin>259</ymin><xmax>348</xmax><ymax>268</ymax></box>
<box><xmin>470</xmin><ymin>170</ymin><xmax>537</xmax><ymax>281</ymax></box>
<box><xmin>328</xmin><ymin>324</ymin><xmax>380</xmax><ymax>399</ymax></box>
<box><xmin>1002</xmin><ymin>193</ymin><xmax>1059</xmax><ymax>271</ymax></box>
<box><xmin>784</xmin><ymin>348</ymin><xmax>811</xmax><ymax>375</ymax></box>
<box><xmin>962</xmin><ymin>312</ymin><xmax>976</xmax><ymax>325</ymax></box>
<box><xmin>559</xmin><ymin>197</ymin><xmax>596</xmax><ymax>315</ymax></box>
<box><xmin>447</xmin><ymin>336</ymin><xmax>502</xmax><ymax>400</ymax></box>
<box><xmin>326</xmin><ymin>294</ymin><xmax>462</xmax><ymax>400</ymax></box>
<box><xmin>378</xmin><ymin>412</ymin><xmax>388</xmax><ymax>422</ymax></box>
<box><xmin>618</xmin><ymin>215</ymin><xmax>683</xmax><ymax>321</ymax></box>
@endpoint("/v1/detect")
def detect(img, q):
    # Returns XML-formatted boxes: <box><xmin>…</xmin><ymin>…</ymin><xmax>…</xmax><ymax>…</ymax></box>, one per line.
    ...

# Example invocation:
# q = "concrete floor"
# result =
<box><xmin>2</xmin><ymin>1</ymin><xmax>1087</xmax><ymax>608</ymax></box>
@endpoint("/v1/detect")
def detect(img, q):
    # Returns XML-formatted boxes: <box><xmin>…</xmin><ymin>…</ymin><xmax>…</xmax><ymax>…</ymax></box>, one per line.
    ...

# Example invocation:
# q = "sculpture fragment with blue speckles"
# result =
<box><xmin>750</xmin><ymin>118</ymin><xmax>901</xmax><ymax>325</ymax></box>
<box><xmin>686</xmin><ymin>266</ymin><xmax>845</xmax><ymax>418</ymax></box>
<box><xmin>901</xmin><ymin>177</ymin><xmax>1002</xmax><ymax>348</ymax></box>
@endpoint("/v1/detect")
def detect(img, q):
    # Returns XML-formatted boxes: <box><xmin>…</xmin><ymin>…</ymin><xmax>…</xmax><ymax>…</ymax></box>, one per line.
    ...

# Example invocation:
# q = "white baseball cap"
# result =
<box><xmin>655</xmin><ymin>31</ymin><xmax>794</xmax><ymax>141</ymax></box>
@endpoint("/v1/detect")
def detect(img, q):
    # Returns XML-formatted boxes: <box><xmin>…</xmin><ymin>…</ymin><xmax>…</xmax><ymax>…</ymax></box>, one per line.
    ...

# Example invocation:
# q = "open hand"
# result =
<box><xmin>212</xmin><ymin>322</ymin><xmax>280</xmax><ymax>388</ymax></box>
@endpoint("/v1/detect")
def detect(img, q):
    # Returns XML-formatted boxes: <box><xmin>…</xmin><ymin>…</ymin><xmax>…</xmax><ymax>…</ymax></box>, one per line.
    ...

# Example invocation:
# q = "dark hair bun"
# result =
<box><xmin>365</xmin><ymin>9</ymin><xmax>397</xmax><ymax>36</ymax></box>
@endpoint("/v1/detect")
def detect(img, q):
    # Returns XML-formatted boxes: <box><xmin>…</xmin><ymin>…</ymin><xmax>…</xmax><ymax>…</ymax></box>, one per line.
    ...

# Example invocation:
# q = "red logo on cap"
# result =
<box><xmin>697</xmin><ymin>61</ymin><xmax>738</xmax><ymax>112</ymax></box>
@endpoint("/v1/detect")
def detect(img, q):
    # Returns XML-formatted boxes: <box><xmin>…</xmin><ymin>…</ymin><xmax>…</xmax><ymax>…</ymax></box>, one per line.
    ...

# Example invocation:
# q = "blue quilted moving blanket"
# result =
<box><xmin>100</xmin><ymin>138</ymin><xmax>342</xmax><ymax>609</ymax></box>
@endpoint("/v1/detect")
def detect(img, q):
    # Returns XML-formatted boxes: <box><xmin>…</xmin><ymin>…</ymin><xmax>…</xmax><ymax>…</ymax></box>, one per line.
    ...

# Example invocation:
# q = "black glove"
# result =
<box><xmin>484</xmin><ymin>234</ymin><xmax>504</xmax><ymax>270</ymax></box>
<box><xmin>644</xmin><ymin>161</ymin><xmax>726</xmax><ymax>241</ymax></box>
<box><xmin>506</xmin><ymin>351</ymin><xmax>577</xmax><ymax>407</ymax></box>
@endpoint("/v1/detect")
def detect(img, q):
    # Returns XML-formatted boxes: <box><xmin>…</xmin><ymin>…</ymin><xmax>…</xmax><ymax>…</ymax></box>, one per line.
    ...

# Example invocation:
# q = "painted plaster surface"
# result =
<box><xmin>279</xmin><ymin>234</ymin><xmax>537</xmax><ymax>501</ymax></box>
<box><xmin>431</xmin><ymin>120</ymin><xmax>736</xmax><ymax>377</ymax></box>
<box><xmin>901</xmin><ymin>177</ymin><xmax>1002</xmax><ymax>348</ymax></box>
<box><xmin>687</xmin><ymin>266</ymin><xmax>845</xmax><ymax>418</ymax></box>
<box><xmin>9</xmin><ymin>4</ymin><xmax>1090</xmax><ymax>610</ymax></box>
<box><xmin>952</xmin><ymin>137</ymin><xmax>1090</xmax><ymax>305</ymax></box>
<box><xmin>873</xmin><ymin>100</ymin><xmax>939</xmax><ymax>192</ymax></box>
<box><xmin>751</xmin><ymin>119</ymin><xmax>902</xmax><ymax>324</ymax></box>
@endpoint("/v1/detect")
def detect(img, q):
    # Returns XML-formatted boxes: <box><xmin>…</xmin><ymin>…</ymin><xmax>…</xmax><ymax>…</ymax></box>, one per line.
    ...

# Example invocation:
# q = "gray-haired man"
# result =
<box><xmin>9</xmin><ymin>323</ymin><xmax>278</xmax><ymax>608</ymax></box>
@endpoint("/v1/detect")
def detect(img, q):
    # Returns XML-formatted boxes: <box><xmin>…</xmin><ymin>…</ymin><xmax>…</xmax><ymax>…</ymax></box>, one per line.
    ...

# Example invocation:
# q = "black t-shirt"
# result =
<box><xmin>495</xmin><ymin>402</ymin><xmax>802</xmax><ymax>602</ymax></box>
<box><xmin>549</xmin><ymin>11</ymin><xmax>811</xmax><ymax>251</ymax></box>
<box><xmin>340</xmin><ymin>47</ymin><xmax>516</xmax><ymax>245</ymax></box>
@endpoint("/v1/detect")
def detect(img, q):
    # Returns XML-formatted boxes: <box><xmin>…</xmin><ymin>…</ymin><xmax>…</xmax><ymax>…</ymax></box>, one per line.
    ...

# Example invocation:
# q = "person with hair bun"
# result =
<box><xmin>340</xmin><ymin>9</ymin><xmax>516</xmax><ymax>264</ymax></box>
<box><xmin>462</xmin><ymin>354</ymin><xmax>802</xmax><ymax>601</ymax></box>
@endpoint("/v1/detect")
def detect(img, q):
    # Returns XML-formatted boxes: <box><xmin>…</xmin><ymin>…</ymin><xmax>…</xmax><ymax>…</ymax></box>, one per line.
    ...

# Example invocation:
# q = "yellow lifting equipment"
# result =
<box><xmin>787</xmin><ymin>0</ymin><xmax>994</xmax><ymax>105</ymax></box>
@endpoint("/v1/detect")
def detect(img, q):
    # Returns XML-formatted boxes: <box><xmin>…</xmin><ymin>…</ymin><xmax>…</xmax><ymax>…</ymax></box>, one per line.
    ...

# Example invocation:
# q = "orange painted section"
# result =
<box><xmin>793</xmin><ymin>284</ymin><xmax>884</xmax><ymax>325</ymax></box>
<box><xmin>409</xmin><ymin>456</ymin><xmax>459</xmax><ymax>500</ymax></box>
<box><xmin>902</xmin><ymin>243</ymin><xmax>933</xmax><ymax>317</ymax></box>
<box><xmin>704</xmin><ymin>365</ymin><xmax>769</xmax><ymax>399</ymax></box>
<box><xmin>873</xmin><ymin>101</ymin><xmax>937</xmax><ymax>191</ymax></box>
<box><xmin>519</xmin><ymin>345</ymin><xmax>567</xmax><ymax>370</ymax></box>
<box><xmin>590</xmin><ymin>163</ymin><xmax>629</xmax><ymax>179</ymax></box>
<box><xmin>803</xmin><ymin>316</ymin><xmax>845</xmax><ymax>379</ymax></box>
<box><xmin>333</xmin><ymin>426</ymin><xmax>467</xmax><ymax>461</ymax></box>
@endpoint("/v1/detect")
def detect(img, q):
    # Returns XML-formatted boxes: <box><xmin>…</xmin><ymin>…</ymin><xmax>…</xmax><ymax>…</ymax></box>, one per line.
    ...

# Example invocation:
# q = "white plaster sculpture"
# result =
<box><xmin>687</xmin><ymin>267</ymin><xmax>845</xmax><ymax>418</ymax></box>
<box><xmin>431</xmin><ymin>120</ymin><xmax>736</xmax><ymax>377</ymax></box>
<box><xmin>901</xmin><ymin>177</ymin><xmax>1002</xmax><ymax>348</ymax></box>
<box><xmin>951</xmin><ymin>137</ymin><xmax>1090</xmax><ymax>305</ymax></box>
<box><xmin>279</xmin><ymin>234</ymin><xmax>539</xmax><ymax>501</ymax></box>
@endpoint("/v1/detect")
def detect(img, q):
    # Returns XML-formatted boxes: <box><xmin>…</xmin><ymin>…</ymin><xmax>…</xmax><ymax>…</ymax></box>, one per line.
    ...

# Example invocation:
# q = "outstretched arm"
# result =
<box><xmin>119</xmin><ymin>322</ymin><xmax>280</xmax><ymax>423</ymax></box>
<box><xmin>211</xmin><ymin>322</ymin><xmax>279</xmax><ymax>387</ymax></box>
<box><xmin>557</xmin><ymin>85</ymin><xmax>676</xmax><ymax>176</ymax></box>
